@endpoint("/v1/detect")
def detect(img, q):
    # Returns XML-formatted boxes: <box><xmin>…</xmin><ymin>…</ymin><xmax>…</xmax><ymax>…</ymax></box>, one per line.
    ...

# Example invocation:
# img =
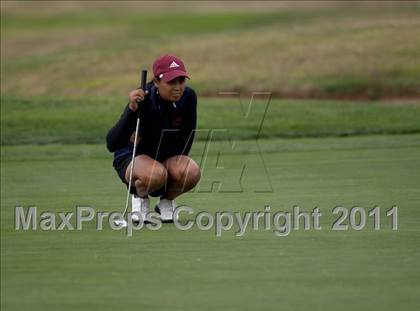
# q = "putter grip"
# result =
<box><xmin>136</xmin><ymin>69</ymin><xmax>148</xmax><ymax>104</ymax></box>
<box><xmin>140</xmin><ymin>70</ymin><xmax>147</xmax><ymax>90</ymax></box>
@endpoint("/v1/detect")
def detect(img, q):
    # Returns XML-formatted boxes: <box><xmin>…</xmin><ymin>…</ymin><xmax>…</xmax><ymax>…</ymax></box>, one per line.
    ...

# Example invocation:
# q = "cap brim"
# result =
<box><xmin>162</xmin><ymin>70</ymin><xmax>190</xmax><ymax>82</ymax></box>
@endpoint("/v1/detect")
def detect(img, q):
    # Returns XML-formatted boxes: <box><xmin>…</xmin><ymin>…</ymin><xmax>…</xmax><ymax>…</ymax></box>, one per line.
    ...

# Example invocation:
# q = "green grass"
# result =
<box><xmin>2</xmin><ymin>96</ymin><xmax>420</xmax><ymax>145</ymax></box>
<box><xmin>2</xmin><ymin>2</ymin><xmax>420</xmax><ymax>98</ymax></box>
<box><xmin>2</xmin><ymin>2</ymin><xmax>420</xmax><ymax>310</ymax></box>
<box><xmin>2</xmin><ymin>135</ymin><xmax>420</xmax><ymax>310</ymax></box>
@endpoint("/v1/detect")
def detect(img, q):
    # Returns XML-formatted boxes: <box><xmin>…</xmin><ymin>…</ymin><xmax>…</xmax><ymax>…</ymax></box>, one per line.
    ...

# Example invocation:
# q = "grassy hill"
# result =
<box><xmin>2</xmin><ymin>1</ymin><xmax>420</xmax><ymax>99</ymax></box>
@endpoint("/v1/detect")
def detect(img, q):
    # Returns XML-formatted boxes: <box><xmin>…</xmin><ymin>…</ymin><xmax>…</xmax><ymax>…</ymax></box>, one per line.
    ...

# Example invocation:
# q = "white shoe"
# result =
<box><xmin>131</xmin><ymin>195</ymin><xmax>150</xmax><ymax>223</ymax></box>
<box><xmin>155</xmin><ymin>198</ymin><xmax>177</xmax><ymax>223</ymax></box>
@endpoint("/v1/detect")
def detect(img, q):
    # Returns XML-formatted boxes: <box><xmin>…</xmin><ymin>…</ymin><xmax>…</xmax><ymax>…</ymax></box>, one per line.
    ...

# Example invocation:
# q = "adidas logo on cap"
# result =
<box><xmin>169</xmin><ymin>61</ymin><xmax>180</xmax><ymax>69</ymax></box>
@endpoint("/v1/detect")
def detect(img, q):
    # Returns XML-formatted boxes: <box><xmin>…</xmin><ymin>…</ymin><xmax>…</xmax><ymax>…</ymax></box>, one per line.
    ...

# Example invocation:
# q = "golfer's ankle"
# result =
<box><xmin>134</xmin><ymin>187</ymin><xmax>148</xmax><ymax>198</ymax></box>
<box><xmin>134</xmin><ymin>194</ymin><xmax>149</xmax><ymax>199</ymax></box>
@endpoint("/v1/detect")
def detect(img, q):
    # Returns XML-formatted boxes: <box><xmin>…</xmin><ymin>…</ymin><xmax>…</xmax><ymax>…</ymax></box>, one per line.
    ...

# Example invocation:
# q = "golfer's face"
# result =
<box><xmin>158</xmin><ymin>76</ymin><xmax>186</xmax><ymax>102</ymax></box>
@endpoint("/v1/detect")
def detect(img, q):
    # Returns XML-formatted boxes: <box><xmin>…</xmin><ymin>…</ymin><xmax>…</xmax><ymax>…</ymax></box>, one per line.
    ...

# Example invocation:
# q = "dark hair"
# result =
<box><xmin>147</xmin><ymin>76</ymin><xmax>160</xmax><ymax>85</ymax></box>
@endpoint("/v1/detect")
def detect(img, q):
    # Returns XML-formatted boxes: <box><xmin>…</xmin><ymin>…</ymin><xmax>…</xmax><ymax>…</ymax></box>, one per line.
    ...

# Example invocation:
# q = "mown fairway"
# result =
<box><xmin>2</xmin><ymin>2</ymin><xmax>420</xmax><ymax>311</ymax></box>
<box><xmin>2</xmin><ymin>96</ymin><xmax>420</xmax><ymax>145</ymax></box>
<box><xmin>2</xmin><ymin>135</ymin><xmax>420</xmax><ymax>311</ymax></box>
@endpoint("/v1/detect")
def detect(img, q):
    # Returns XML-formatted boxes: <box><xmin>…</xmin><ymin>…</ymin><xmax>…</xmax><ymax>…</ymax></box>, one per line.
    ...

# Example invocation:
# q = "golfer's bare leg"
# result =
<box><xmin>162</xmin><ymin>155</ymin><xmax>201</xmax><ymax>200</ymax></box>
<box><xmin>125</xmin><ymin>155</ymin><xmax>167</xmax><ymax>197</ymax></box>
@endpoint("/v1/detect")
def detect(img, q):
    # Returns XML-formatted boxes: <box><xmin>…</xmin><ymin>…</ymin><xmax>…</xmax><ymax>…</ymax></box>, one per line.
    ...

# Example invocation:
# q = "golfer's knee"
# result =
<box><xmin>170</xmin><ymin>161</ymin><xmax>201</xmax><ymax>187</ymax></box>
<box><xmin>186</xmin><ymin>165</ymin><xmax>201</xmax><ymax>187</ymax></box>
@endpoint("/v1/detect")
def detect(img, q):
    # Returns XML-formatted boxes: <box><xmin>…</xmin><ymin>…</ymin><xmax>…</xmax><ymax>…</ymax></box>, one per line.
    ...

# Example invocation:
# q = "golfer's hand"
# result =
<box><xmin>128</xmin><ymin>89</ymin><xmax>149</xmax><ymax>112</ymax></box>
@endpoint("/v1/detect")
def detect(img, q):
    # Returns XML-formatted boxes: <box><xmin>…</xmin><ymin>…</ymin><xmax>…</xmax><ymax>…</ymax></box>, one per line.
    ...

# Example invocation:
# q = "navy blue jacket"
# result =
<box><xmin>106</xmin><ymin>83</ymin><xmax>197</xmax><ymax>162</ymax></box>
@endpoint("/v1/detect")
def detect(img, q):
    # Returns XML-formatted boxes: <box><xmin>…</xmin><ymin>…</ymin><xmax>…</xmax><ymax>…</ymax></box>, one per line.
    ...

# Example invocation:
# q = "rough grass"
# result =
<box><xmin>2</xmin><ymin>2</ymin><xmax>420</xmax><ymax>98</ymax></box>
<box><xmin>2</xmin><ymin>96</ymin><xmax>420</xmax><ymax>145</ymax></box>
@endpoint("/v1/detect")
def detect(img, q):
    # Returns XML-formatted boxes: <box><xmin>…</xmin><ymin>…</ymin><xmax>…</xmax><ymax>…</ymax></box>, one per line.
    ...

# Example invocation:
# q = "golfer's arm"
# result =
<box><xmin>106</xmin><ymin>104</ymin><xmax>137</xmax><ymax>152</ymax></box>
<box><xmin>180</xmin><ymin>92</ymin><xmax>197</xmax><ymax>155</ymax></box>
<box><xmin>181</xmin><ymin>128</ymin><xmax>195</xmax><ymax>156</ymax></box>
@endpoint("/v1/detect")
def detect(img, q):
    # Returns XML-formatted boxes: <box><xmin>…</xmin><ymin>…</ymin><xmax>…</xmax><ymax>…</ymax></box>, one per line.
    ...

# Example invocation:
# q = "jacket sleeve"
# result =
<box><xmin>105</xmin><ymin>104</ymin><xmax>138</xmax><ymax>152</ymax></box>
<box><xmin>178</xmin><ymin>90</ymin><xmax>197</xmax><ymax>156</ymax></box>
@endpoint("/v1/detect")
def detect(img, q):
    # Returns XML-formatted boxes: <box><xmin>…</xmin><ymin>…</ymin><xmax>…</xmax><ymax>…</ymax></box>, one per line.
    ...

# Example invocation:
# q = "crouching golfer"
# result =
<box><xmin>106</xmin><ymin>54</ymin><xmax>201</xmax><ymax>223</ymax></box>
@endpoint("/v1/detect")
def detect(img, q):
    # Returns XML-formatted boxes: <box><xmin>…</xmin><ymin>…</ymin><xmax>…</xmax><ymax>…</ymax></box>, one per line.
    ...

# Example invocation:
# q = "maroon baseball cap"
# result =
<box><xmin>152</xmin><ymin>54</ymin><xmax>190</xmax><ymax>82</ymax></box>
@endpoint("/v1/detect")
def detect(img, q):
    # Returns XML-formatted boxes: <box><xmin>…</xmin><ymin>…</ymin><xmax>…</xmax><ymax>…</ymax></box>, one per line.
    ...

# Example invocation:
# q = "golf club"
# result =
<box><xmin>114</xmin><ymin>69</ymin><xmax>148</xmax><ymax>228</ymax></box>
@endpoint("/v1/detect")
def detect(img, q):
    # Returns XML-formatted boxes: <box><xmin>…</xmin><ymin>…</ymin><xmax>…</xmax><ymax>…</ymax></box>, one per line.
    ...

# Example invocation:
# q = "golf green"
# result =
<box><xmin>2</xmin><ymin>134</ymin><xmax>419</xmax><ymax>310</ymax></box>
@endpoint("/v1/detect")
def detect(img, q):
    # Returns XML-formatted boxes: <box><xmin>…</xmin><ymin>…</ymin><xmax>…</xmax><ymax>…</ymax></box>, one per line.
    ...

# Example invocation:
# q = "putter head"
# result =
<box><xmin>114</xmin><ymin>219</ymin><xmax>128</xmax><ymax>228</ymax></box>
